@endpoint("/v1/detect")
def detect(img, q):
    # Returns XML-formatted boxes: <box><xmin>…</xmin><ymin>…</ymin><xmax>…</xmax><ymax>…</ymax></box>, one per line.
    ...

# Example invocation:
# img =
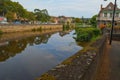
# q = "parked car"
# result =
<box><xmin>0</xmin><ymin>21</ymin><xmax>9</xmax><ymax>24</ymax></box>
<box><xmin>13</xmin><ymin>21</ymin><xmax>21</xmax><ymax>24</ymax></box>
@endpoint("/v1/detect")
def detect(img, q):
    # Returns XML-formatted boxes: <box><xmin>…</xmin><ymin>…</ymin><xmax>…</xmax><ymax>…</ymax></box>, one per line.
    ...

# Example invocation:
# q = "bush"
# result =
<box><xmin>37</xmin><ymin>27</ymin><xmax>42</xmax><ymax>31</ymax></box>
<box><xmin>0</xmin><ymin>30</ymin><xmax>3</xmax><ymax>35</ymax></box>
<box><xmin>31</xmin><ymin>27</ymin><xmax>42</xmax><ymax>32</ymax></box>
<box><xmin>31</xmin><ymin>28</ymin><xmax>36</xmax><ymax>32</ymax></box>
<box><xmin>75</xmin><ymin>27</ymin><xmax>100</xmax><ymax>42</ymax></box>
<box><xmin>62</xmin><ymin>23</ymin><xmax>70</xmax><ymax>31</ymax></box>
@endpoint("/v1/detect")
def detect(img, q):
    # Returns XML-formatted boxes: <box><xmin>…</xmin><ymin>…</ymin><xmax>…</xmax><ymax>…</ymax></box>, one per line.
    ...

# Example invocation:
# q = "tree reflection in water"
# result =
<box><xmin>0</xmin><ymin>34</ymin><xmax>51</xmax><ymax>62</ymax></box>
<box><xmin>0</xmin><ymin>30</ymin><xmax>80</xmax><ymax>80</ymax></box>
<box><xmin>0</xmin><ymin>30</ymin><xmax>72</xmax><ymax>62</ymax></box>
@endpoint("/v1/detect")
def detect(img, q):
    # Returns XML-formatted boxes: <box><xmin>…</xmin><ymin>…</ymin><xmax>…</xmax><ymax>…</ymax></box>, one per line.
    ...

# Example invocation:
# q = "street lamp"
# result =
<box><xmin>104</xmin><ymin>0</ymin><xmax>117</xmax><ymax>45</ymax></box>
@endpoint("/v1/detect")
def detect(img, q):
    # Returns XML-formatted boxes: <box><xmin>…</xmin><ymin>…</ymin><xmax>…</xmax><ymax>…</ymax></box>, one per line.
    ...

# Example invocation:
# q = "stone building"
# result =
<box><xmin>50</xmin><ymin>16</ymin><xmax>73</xmax><ymax>24</ymax></box>
<box><xmin>97</xmin><ymin>2</ymin><xmax>120</xmax><ymax>28</ymax></box>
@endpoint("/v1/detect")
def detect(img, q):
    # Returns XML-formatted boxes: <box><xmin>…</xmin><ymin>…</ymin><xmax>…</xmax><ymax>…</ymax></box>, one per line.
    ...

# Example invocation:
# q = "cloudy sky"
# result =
<box><xmin>12</xmin><ymin>0</ymin><xmax>120</xmax><ymax>18</ymax></box>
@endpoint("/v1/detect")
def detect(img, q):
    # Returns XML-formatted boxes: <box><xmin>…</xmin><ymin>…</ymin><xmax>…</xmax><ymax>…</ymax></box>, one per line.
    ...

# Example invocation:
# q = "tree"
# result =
<box><xmin>0</xmin><ymin>0</ymin><xmax>50</xmax><ymax>23</ymax></box>
<box><xmin>90</xmin><ymin>15</ymin><xmax>98</xmax><ymax>27</ymax></box>
<box><xmin>74</xmin><ymin>18</ymin><xmax>81</xmax><ymax>23</ymax></box>
<box><xmin>5</xmin><ymin>11</ymin><xmax>14</xmax><ymax>22</ymax></box>
<box><xmin>34</xmin><ymin>9</ymin><xmax>50</xmax><ymax>22</ymax></box>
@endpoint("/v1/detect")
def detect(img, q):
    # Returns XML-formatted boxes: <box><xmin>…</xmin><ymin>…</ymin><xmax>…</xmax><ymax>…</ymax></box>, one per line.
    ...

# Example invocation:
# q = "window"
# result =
<box><xmin>108</xmin><ymin>6</ymin><xmax>111</xmax><ymax>9</ymax></box>
<box><xmin>110</xmin><ymin>13</ymin><xmax>112</xmax><ymax>17</ymax></box>
<box><xmin>116</xmin><ymin>13</ymin><xmax>119</xmax><ymax>17</ymax></box>
<box><xmin>104</xmin><ymin>13</ymin><xmax>107</xmax><ymax>17</ymax></box>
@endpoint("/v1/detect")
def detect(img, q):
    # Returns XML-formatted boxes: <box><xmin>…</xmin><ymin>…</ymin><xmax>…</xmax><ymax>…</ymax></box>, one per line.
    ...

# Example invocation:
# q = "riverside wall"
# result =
<box><xmin>0</xmin><ymin>24</ymin><xmax>63</xmax><ymax>33</ymax></box>
<box><xmin>0</xmin><ymin>28</ymin><xmax>63</xmax><ymax>43</ymax></box>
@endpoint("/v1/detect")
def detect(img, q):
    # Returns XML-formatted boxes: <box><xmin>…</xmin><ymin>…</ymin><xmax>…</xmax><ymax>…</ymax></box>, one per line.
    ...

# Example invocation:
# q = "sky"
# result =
<box><xmin>11</xmin><ymin>0</ymin><xmax>120</xmax><ymax>18</ymax></box>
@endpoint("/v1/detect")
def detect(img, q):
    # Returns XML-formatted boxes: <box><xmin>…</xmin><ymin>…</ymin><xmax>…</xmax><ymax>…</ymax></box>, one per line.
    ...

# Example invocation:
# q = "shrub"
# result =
<box><xmin>31</xmin><ymin>28</ymin><xmax>36</xmax><ymax>32</ymax></box>
<box><xmin>37</xmin><ymin>27</ymin><xmax>42</xmax><ymax>31</ymax></box>
<box><xmin>0</xmin><ymin>30</ymin><xmax>3</xmax><ymax>35</ymax></box>
<box><xmin>62</xmin><ymin>23</ymin><xmax>71</xmax><ymax>31</ymax></box>
<box><xmin>75</xmin><ymin>27</ymin><xmax>100</xmax><ymax>42</ymax></box>
<box><xmin>31</xmin><ymin>27</ymin><xmax>42</xmax><ymax>32</ymax></box>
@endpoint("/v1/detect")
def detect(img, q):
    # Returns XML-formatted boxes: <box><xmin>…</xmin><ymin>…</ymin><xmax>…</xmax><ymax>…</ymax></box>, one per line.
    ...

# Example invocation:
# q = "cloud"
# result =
<box><xmin>12</xmin><ymin>0</ymin><xmax>120</xmax><ymax>18</ymax></box>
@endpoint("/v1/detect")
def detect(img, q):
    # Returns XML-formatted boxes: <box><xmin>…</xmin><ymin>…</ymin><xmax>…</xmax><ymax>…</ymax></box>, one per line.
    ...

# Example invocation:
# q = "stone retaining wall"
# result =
<box><xmin>81</xmin><ymin>35</ymin><xmax>107</xmax><ymax>80</ymax></box>
<box><xmin>0</xmin><ymin>24</ymin><xmax>62</xmax><ymax>33</ymax></box>
<box><xmin>0</xmin><ymin>28</ymin><xmax>63</xmax><ymax>43</ymax></box>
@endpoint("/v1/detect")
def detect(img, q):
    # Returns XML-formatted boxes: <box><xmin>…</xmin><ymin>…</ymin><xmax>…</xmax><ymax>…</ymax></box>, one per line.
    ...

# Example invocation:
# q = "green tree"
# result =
<box><xmin>0</xmin><ymin>0</ymin><xmax>29</xmax><ymax>21</ymax></box>
<box><xmin>90</xmin><ymin>15</ymin><xmax>98</xmax><ymax>27</ymax></box>
<box><xmin>26</xmin><ymin>12</ymin><xmax>35</xmax><ymax>21</ymax></box>
<box><xmin>5</xmin><ymin>11</ymin><xmax>14</xmax><ymax>22</ymax></box>
<box><xmin>34</xmin><ymin>9</ymin><xmax>50</xmax><ymax>22</ymax></box>
<box><xmin>74</xmin><ymin>18</ymin><xmax>81</xmax><ymax>23</ymax></box>
<box><xmin>0</xmin><ymin>0</ymin><xmax>50</xmax><ymax>23</ymax></box>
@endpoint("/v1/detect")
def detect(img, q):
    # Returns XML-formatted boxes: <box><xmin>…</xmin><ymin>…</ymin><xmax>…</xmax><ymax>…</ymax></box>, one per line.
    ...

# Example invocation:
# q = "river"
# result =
<box><xmin>0</xmin><ymin>30</ymin><xmax>82</xmax><ymax>80</ymax></box>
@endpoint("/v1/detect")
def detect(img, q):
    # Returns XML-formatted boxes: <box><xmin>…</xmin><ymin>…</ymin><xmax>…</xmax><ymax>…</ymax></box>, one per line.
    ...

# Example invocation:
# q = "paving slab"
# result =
<box><xmin>109</xmin><ymin>41</ymin><xmax>120</xmax><ymax>80</ymax></box>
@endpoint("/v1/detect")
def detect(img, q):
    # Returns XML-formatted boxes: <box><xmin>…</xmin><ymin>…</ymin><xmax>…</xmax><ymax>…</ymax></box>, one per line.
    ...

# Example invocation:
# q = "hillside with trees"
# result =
<box><xmin>0</xmin><ymin>0</ymin><xmax>50</xmax><ymax>23</ymax></box>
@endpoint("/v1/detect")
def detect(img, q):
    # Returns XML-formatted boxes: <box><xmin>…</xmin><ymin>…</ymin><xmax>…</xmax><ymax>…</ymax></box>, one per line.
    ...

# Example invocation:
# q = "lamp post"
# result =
<box><xmin>104</xmin><ymin>0</ymin><xmax>117</xmax><ymax>45</ymax></box>
<box><xmin>110</xmin><ymin>0</ymin><xmax>117</xmax><ymax>45</ymax></box>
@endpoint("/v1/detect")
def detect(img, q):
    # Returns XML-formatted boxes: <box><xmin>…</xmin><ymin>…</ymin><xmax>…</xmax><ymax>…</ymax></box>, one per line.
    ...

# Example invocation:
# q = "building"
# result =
<box><xmin>50</xmin><ymin>16</ymin><xmax>59</xmax><ymax>24</ymax></box>
<box><xmin>0</xmin><ymin>16</ymin><xmax>8</xmax><ymax>24</ymax></box>
<box><xmin>97</xmin><ymin>2</ymin><xmax>120</xmax><ymax>28</ymax></box>
<box><xmin>50</xmin><ymin>16</ymin><xmax>73</xmax><ymax>24</ymax></box>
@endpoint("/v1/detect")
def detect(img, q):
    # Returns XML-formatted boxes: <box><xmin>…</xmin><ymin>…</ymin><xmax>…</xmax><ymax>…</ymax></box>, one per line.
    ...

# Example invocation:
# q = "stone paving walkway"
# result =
<box><xmin>95</xmin><ymin>40</ymin><xmax>120</xmax><ymax>80</ymax></box>
<box><xmin>109</xmin><ymin>40</ymin><xmax>120</xmax><ymax>80</ymax></box>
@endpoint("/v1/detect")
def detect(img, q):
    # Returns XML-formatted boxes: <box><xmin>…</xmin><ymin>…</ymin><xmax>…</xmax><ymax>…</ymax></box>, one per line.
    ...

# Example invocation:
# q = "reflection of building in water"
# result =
<box><xmin>34</xmin><ymin>34</ymin><xmax>51</xmax><ymax>45</ymax></box>
<box><xmin>0</xmin><ymin>42</ymin><xmax>9</xmax><ymax>46</ymax></box>
<box><xmin>0</xmin><ymin>34</ymin><xmax>51</xmax><ymax>62</ymax></box>
<box><xmin>59</xmin><ymin>31</ymin><xmax>70</xmax><ymax>37</ymax></box>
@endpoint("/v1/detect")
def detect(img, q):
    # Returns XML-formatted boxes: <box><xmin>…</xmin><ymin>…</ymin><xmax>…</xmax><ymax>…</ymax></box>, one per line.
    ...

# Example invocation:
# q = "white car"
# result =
<box><xmin>0</xmin><ymin>21</ymin><xmax>9</xmax><ymax>24</ymax></box>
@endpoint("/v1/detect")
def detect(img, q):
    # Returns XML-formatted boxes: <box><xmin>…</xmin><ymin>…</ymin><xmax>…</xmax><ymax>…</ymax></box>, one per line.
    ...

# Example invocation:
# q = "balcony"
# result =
<box><xmin>97</xmin><ymin>17</ymin><xmax>120</xmax><ymax>21</ymax></box>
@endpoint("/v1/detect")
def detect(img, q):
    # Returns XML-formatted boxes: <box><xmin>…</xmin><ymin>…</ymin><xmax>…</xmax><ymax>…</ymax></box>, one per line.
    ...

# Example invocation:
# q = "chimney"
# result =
<box><xmin>101</xmin><ymin>4</ymin><xmax>103</xmax><ymax>10</ymax></box>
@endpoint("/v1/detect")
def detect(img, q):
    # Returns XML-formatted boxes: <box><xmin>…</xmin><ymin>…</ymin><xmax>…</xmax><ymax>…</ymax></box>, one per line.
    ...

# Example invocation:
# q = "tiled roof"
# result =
<box><xmin>103</xmin><ymin>2</ymin><xmax>120</xmax><ymax>10</ymax></box>
<box><xmin>98</xmin><ymin>2</ymin><xmax>120</xmax><ymax>16</ymax></box>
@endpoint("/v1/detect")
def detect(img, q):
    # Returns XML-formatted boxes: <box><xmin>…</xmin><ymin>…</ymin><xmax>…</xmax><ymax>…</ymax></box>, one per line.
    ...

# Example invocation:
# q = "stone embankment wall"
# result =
<box><xmin>0</xmin><ymin>28</ymin><xmax>63</xmax><ymax>43</ymax></box>
<box><xmin>81</xmin><ymin>35</ymin><xmax>107</xmax><ymax>80</ymax></box>
<box><xmin>0</xmin><ymin>24</ymin><xmax>63</xmax><ymax>33</ymax></box>
<box><xmin>37</xmin><ymin>35</ymin><xmax>107</xmax><ymax>80</ymax></box>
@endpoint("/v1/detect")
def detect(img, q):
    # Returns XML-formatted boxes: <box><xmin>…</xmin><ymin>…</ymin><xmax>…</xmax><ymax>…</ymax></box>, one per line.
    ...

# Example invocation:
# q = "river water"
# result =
<box><xmin>0</xmin><ymin>30</ymin><xmax>82</xmax><ymax>80</ymax></box>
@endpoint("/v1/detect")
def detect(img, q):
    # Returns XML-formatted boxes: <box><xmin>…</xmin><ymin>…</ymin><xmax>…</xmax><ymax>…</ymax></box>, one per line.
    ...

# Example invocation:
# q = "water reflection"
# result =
<box><xmin>0</xmin><ymin>34</ymin><xmax>51</xmax><ymax>62</ymax></box>
<box><xmin>0</xmin><ymin>30</ymin><xmax>82</xmax><ymax>80</ymax></box>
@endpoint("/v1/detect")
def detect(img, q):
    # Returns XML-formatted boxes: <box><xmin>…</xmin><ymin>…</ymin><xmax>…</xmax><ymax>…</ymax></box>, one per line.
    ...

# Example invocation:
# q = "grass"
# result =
<box><xmin>36</xmin><ymin>73</ymin><xmax>56</xmax><ymax>80</ymax></box>
<box><xmin>91</xmin><ymin>35</ymin><xmax>101</xmax><ymax>42</ymax></box>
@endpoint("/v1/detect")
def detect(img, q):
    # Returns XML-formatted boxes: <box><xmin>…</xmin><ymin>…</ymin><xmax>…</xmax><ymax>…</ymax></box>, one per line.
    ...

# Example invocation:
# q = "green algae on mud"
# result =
<box><xmin>36</xmin><ymin>73</ymin><xmax>56</xmax><ymax>80</ymax></box>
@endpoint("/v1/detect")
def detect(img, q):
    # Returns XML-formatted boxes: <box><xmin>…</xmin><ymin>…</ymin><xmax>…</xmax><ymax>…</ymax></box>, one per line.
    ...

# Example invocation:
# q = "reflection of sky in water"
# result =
<box><xmin>0</xmin><ymin>30</ymin><xmax>82</xmax><ymax>80</ymax></box>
